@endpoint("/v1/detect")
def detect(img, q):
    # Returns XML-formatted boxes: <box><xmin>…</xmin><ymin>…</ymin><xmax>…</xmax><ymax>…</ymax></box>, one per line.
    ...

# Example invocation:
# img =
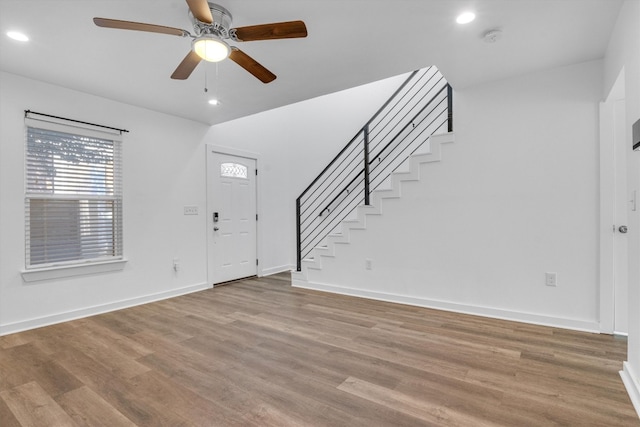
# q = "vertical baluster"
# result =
<box><xmin>363</xmin><ymin>125</ymin><xmax>370</xmax><ymax>206</ymax></box>
<box><xmin>447</xmin><ymin>84</ymin><xmax>453</xmax><ymax>132</ymax></box>
<box><xmin>296</xmin><ymin>197</ymin><xmax>302</xmax><ymax>270</ymax></box>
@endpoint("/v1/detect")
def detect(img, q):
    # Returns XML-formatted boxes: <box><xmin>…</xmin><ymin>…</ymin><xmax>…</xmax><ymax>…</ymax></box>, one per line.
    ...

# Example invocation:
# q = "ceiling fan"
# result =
<box><xmin>93</xmin><ymin>0</ymin><xmax>307</xmax><ymax>83</ymax></box>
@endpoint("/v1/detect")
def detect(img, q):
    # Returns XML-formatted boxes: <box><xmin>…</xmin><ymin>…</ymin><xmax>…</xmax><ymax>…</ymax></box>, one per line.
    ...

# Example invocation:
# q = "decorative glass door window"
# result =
<box><xmin>220</xmin><ymin>162</ymin><xmax>248</xmax><ymax>179</ymax></box>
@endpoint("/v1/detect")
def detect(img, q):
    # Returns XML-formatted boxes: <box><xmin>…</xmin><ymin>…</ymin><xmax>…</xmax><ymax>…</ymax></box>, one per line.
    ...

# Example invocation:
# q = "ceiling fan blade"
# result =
<box><xmin>171</xmin><ymin>51</ymin><xmax>202</xmax><ymax>80</ymax></box>
<box><xmin>229</xmin><ymin>48</ymin><xmax>276</xmax><ymax>84</ymax></box>
<box><xmin>232</xmin><ymin>20</ymin><xmax>307</xmax><ymax>42</ymax></box>
<box><xmin>93</xmin><ymin>18</ymin><xmax>187</xmax><ymax>37</ymax></box>
<box><xmin>185</xmin><ymin>0</ymin><xmax>213</xmax><ymax>24</ymax></box>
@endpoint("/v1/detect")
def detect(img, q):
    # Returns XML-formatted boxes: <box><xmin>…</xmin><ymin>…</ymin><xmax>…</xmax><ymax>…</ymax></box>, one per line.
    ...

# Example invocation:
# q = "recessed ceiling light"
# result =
<box><xmin>456</xmin><ymin>12</ymin><xmax>476</xmax><ymax>24</ymax></box>
<box><xmin>7</xmin><ymin>31</ymin><xmax>29</xmax><ymax>42</ymax></box>
<box><xmin>208</xmin><ymin>99</ymin><xmax>220</xmax><ymax>106</ymax></box>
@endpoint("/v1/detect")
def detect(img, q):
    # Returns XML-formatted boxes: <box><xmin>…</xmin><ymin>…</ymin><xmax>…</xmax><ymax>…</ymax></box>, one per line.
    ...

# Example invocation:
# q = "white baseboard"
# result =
<box><xmin>292</xmin><ymin>280</ymin><xmax>600</xmax><ymax>333</ymax></box>
<box><xmin>0</xmin><ymin>282</ymin><xmax>211</xmax><ymax>336</ymax></box>
<box><xmin>260</xmin><ymin>264</ymin><xmax>294</xmax><ymax>277</ymax></box>
<box><xmin>621</xmin><ymin>362</ymin><xmax>640</xmax><ymax>419</ymax></box>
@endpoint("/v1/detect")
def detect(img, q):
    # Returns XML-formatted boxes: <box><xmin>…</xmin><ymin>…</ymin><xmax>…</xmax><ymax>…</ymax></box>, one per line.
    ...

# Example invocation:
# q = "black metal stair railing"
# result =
<box><xmin>296</xmin><ymin>66</ymin><xmax>452</xmax><ymax>271</ymax></box>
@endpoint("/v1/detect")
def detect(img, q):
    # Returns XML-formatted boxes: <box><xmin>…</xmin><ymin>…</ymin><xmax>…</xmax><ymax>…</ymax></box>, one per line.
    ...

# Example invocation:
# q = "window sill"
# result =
<box><xmin>21</xmin><ymin>259</ymin><xmax>128</xmax><ymax>283</ymax></box>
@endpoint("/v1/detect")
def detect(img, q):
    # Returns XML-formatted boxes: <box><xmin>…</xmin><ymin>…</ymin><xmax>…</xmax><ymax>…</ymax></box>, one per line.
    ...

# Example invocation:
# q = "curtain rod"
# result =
<box><xmin>24</xmin><ymin>110</ymin><xmax>129</xmax><ymax>134</ymax></box>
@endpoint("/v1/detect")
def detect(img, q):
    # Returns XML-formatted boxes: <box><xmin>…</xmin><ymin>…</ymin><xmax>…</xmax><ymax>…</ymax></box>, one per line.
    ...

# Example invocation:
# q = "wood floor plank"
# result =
<box><xmin>55</xmin><ymin>386</ymin><xmax>136</xmax><ymax>427</ymax></box>
<box><xmin>96</xmin><ymin>308</ymin><xmax>193</xmax><ymax>343</ymax></box>
<box><xmin>240</xmin><ymin>402</ymin><xmax>315</xmax><ymax>427</ymax></box>
<box><xmin>0</xmin><ymin>382</ymin><xmax>77</xmax><ymax>427</ymax></box>
<box><xmin>138</xmin><ymin>352</ymin><xmax>260</xmax><ymax>423</ymax></box>
<box><xmin>177</xmin><ymin>318</ymin><xmax>428</xmax><ymax>425</ymax></box>
<box><xmin>69</xmin><ymin>373</ymin><xmax>190</xmax><ymax>427</ymax></box>
<box><xmin>53</xmin><ymin>346</ymin><xmax>123</xmax><ymax>391</ymax></box>
<box><xmin>125</xmin><ymin>370</ymin><xmax>239</xmax><ymax>426</ymax></box>
<box><xmin>0</xmin><ymin>334</ymin><xmax>31</xmax><ymax>350</ymax></box>
<box><xmin>0</xmin><ymin>348</ymin><xmax>33</xmax><ymax>392</ymax></box>
<box><xmin>4</xmin><ymin>343</ymin><xmax>82</xmax><ymax>398</ymax></box>
<box><xmin>132</xmin><ymin>330</ymin><xmax>223</xmax><ymax>375</ymax></box>
<box><xmin>73</xmin><ymin>319</ymin><xmax>154</xmax><ymax>360</ymax></box>
<box><xmin>499</xmin><ymin>391</ymin><xmax>636</xmax><ymax>427</ymax></box>
<box><xmin>60</xmin><ymin>331</ymin><xmax>151</xmax><ymax>380</ymax></box>
<box><xmin>338</xmin><ymin>376</ymin><xmax>486</xmax><ymax>426</ymax></box>
<box><xmin>88</xmin><ymin>311</ymin><xmax>146</xmax><ymax>337</ymax></box>
<box><xmin>207</xmin><ymin>348</ymin><xmax>428</xmax><ymax>427</ymax></box>
<box><xmin>302</xmin><ymin>302</ymin><xmax>406</xmax><ymax>327</ymax></box>
<box><xmin>0</xmin><ymin>395</ymin><xmax>22</xmax><ymax>427</ymax></box>
<box><xmin>53</xmin><ymin>346</ymin><xmax>189</xmax><ymax>425</ymax></box>
<box><xmin>0</xmin><ymin>272</ymin><xmax>637</xmax><ymax>426</ymax></box>
<box><xmin>17</xmin><ymin>324</ymin><xmax>76</xmax><ymax>357</ymax></box>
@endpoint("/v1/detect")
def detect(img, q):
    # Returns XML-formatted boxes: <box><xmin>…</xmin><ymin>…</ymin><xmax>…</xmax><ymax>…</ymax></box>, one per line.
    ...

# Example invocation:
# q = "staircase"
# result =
<box><xmin>293</xmin><ymin>66</ymin><xmax>453</xmax><ymax>284</ymax></box>
<box><xmin>292</xmin><ymin>132</ymin><xmax>454</xmax><ymax>286</ymax></box>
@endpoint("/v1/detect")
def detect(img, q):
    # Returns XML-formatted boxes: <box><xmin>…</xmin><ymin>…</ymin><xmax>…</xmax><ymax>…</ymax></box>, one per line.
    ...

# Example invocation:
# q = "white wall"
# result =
<box><xmin>604</xmin><ymin>0</ymin><xmax>640</xmax><ymax>416</ymax></box>
<box><xmin>205</xmin><ymin>73</ymin><xmax>408</xmax><ymax>272</ymax></box>
<box><xmin>0</xmin><ymin>71</ymin><xmax>212</xmax><ymax>334</ymax></box>
<box><xmin>0</xmin><ymin>70</ymin><xmax>409</xmax><ymax>334</ymax></box>
<box><xmin>297</xmin><ymin>59</ymin><xmax>603</xmax><ymax>331</ymax></box>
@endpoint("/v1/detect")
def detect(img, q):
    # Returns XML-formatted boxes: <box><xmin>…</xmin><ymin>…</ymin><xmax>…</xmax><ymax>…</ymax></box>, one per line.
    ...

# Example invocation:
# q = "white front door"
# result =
<box><xmin>207</xmin><ymin>150</ymin><xmax>257</xmax><ymax>285</ymax></box>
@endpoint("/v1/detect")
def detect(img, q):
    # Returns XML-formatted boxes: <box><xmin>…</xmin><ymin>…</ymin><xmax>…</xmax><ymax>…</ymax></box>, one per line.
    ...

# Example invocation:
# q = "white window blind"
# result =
<box><xmin>24</xmin><ymin>118</ymin><xmax>123</xmax><ymax>269</ymax></box>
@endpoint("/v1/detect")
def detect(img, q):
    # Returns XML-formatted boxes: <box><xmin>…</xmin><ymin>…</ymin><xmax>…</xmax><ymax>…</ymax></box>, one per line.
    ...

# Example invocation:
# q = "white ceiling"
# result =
<box><xmin>0</xmin><ymin>0</ymin><xmax>623</xmax><ymax>126</ymax></box>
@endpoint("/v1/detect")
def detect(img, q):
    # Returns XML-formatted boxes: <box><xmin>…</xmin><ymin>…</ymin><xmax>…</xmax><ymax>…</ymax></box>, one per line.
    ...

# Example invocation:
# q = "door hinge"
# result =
<box><xmin>256</xmin><ymin>259</ymin><xmax>259</xmax><ymax>266</ymax></box>
<box><xmin>256</xmin><ymin>214</ymin><xmax>258</xmax><ymax>221</ymax></box>
<box><xmin>255</xmin><ymin>169</ymin><xmax>258</xmax><ymax>176</ymax></box>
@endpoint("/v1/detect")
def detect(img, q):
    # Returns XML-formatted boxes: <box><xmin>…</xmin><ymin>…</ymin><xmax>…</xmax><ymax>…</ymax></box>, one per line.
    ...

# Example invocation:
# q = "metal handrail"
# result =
<box><xmin>296</xmin><ymin>70</ymin><xmax>420</xmax><ymax>202</ymax></box>
<box><xmin>296</xmin><ymin>67</ymin><xmax>452</xmax><ymax>270</ymax></box>
<box><xmin>318</xmin><ymin>83</ymin><xmax>449</xmax><ymax>217</ymax></box>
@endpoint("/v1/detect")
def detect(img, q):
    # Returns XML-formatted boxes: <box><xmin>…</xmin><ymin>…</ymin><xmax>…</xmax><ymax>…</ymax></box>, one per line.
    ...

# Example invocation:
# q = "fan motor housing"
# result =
<box><xmin>190</xmin><ymin>2</ymin><xmax>232</xmax><ymax>38</ymax></box>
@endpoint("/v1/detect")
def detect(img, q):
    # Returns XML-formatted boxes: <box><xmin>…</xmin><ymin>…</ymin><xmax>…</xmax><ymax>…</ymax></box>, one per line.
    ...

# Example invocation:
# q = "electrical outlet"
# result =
<box><xmin>365</xmin><ymin>259</ymin><xmax>372</xmax><ymax>270</ymax></box>
<box><xmin>184</xmin><ymin>206</ymin><xmax>199</xmax><ymax>215</ymax></box>
<box><xmin>545</xmin><ymin>272</ymin><xmax>557</xmax><ymax>287</ymax></box>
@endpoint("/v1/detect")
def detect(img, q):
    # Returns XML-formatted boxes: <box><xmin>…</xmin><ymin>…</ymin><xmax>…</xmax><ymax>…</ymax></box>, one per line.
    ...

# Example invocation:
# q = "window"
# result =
<box><xmin>24</xmin><ymin>118</ymin><xmax>123</xmax><ymax>269</ymax></box>
<box><xmin>220</xmin><ymin>162</ymin><xmax>248</xmax><ymax>179</ymax></box>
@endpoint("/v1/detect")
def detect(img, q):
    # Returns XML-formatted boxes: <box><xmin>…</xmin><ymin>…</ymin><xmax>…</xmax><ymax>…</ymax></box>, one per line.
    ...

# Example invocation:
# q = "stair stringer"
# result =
<box><xmin>291</xmin><ymin>132</ymin><xmax>455</xmax><ymax>284</ymax></box>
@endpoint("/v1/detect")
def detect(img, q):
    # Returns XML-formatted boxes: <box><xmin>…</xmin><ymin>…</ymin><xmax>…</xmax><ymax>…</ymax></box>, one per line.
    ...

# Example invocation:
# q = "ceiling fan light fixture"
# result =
<box><xmin>193</xmin><ymin>35</ymin><xmax>230</xmax><ymax>62</ymax></box>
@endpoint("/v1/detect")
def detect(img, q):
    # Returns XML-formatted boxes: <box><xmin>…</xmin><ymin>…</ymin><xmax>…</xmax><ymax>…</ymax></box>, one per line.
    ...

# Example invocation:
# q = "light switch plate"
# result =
<box><xmin>184</xmin><ymin>206</ymin><xmax>199</xmax><ymax>215</ymax></box>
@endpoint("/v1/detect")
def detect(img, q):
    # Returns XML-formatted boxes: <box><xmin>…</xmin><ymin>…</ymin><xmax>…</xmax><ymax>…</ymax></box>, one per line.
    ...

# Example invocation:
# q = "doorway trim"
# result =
<box><xmin>599</xmin><ymin>68</ymin><xmax>627</xmax><ymax>334</ymax></box>
<box><xmin>206</xmin><ymin>144</ymin><xmax>262</xmax><ymax>286</ymax></box>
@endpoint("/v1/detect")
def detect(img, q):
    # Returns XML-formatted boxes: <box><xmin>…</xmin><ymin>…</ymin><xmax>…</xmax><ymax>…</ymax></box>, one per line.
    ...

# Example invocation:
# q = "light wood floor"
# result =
<box><xmin>0</xmin><ymin>273</ymin><xmax>638</xmax><ymax>426</ymax></box>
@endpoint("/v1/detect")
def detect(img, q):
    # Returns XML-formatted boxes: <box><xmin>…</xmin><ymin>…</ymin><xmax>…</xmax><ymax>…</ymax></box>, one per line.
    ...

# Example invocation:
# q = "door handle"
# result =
<box><xmin>619</xmin><ymin>225</ymin><xmax>628</xmax><ymax>233</ymax></box>
<box><xmin>214</xmin><ymin>227</ymin><xmax>219</xmax><ymax>231</ymax></box>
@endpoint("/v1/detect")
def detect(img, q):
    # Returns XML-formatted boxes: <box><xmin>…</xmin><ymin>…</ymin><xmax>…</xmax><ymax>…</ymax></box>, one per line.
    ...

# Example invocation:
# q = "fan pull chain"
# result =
<box><xmin>214</xmin><ymin>63</ymin><xmax>219</xmax><ymax>98</ymax></box>
<box><xmin>205</xmin><ymin>64</ymin><xmax>220</xmax><ymax>106</ymax></box>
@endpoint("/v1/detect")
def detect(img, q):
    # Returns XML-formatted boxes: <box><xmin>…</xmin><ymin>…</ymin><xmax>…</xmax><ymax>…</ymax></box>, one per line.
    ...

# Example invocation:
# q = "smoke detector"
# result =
<box><xmin>483</xmin><ymin>29</ymin><xmax>503</xmax><ymax>43</ymax></box>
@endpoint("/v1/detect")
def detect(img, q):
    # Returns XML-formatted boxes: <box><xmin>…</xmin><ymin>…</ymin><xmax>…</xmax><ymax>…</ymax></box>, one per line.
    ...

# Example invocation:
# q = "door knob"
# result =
<box><xmin>619</xmin><ymin>225</ymin><xmax>628</xmax><ymax>233</ymax></box>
